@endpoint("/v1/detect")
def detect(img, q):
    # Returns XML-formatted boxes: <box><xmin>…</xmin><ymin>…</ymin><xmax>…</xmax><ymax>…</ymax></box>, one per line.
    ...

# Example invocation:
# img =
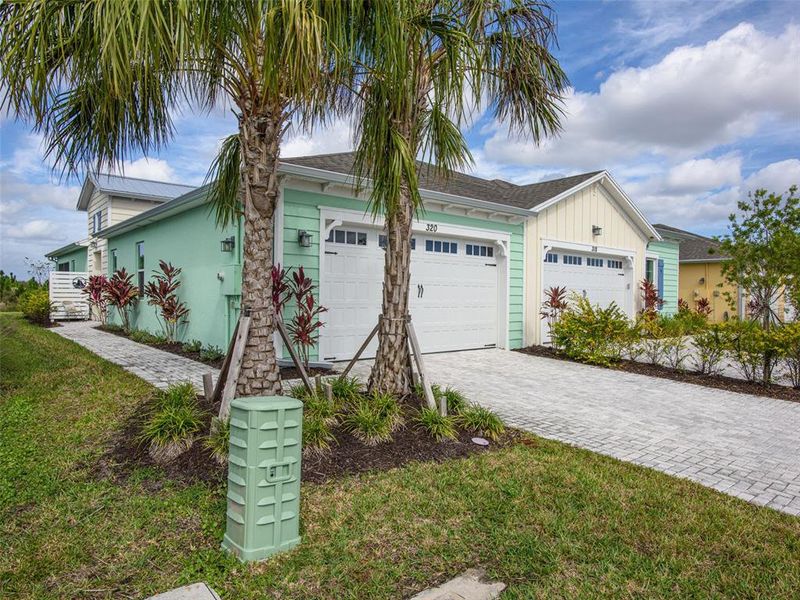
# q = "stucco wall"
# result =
<box><xmin>52</xmin><ymin>247</ymin><xmax>88</xmax><ymax>272</ymax></box>
<box><xmin>679</xmin><ymin>262</ymin><xmax>739</xmax><ymax>322</ymax></box>
<box><xmin>524</xmin><ymin>181</ymin><xmax>650</xmax><ymax>345</ymax></box>
<box><xmin>647</xmin><ymin>239</ymin><xmax>679</xmax><ymax>315</ymax></box>
<box><xmin>105</xmin><ymin>204</ymin><xmax>240</xmax><ymax>349</ymax></box>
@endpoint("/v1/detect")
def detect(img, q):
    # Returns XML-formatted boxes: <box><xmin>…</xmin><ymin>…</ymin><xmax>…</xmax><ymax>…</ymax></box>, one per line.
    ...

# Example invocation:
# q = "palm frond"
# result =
<box><xmin>205</xmin><ymin>134</ymin><xmax>242</xmax><ymax>229</ymax></box>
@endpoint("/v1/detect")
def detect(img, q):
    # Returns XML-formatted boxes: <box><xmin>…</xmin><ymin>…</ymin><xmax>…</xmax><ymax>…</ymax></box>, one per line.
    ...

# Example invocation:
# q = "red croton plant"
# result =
<box><xmin>640</xmin><ymin>279</ymin><xmax>664</xmax><ymax>319</ymax></box>
<box><xmin>82</xmin><ymin>274</ymin><xmax>109</xmax><ymax>325</ymax></box>
<box><xmin>271</xmin><ymin>265</ymin><xmax>327</xmax><ymax>370</ymax></box>
<box><xmin>143</xmin><ymin>261</ymin><xmax>190</xmax><ymax>343</ymax></box>
<box><xmin>540</xmin><ymin>285</ymin><xmax>568</xmax><ymax>336</ymax></box>
<box><xmin>104</xmin><ymin>268</ymin><xmax>139</xmax><ymax>333</ymax></box>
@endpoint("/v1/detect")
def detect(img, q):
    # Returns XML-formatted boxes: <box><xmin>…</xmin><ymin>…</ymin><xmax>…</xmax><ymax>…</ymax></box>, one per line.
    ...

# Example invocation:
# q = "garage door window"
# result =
<box><xmin>426</xmin><ymin>239</ymin><xmax>458</xmax><ymax>254</ymax></box>
<box><xmin>608</xmin><ymin>259</ymin><xmax>623</xmax><ymax>270</ymax></box>
<box><xmin>379</xmin><ymin>235</ymin><xmax>416</xmax><ymax>250</ymax></box>
<box><xmin>544</xmin><ymin>252</ymin><xmax>558</xmax><ymax>263</ymax></box>
<box><xmin>466</xmin><ymin>243</ymin><xmax>492</xmax><ymax>257</ymax></box>
<box><xmin>327</xmin><ymin>229</ymin><xmax>367</xmax><ymax>246</ymax></box>
<box><xmin>587</xmin><ymin>257</ymin><xmax>604</xmax><ymax>267</ymax></box>
<box><xmin>563</xmin><ymin>255</ymin><xmax>582</xmax><ymax>265</ymax></box>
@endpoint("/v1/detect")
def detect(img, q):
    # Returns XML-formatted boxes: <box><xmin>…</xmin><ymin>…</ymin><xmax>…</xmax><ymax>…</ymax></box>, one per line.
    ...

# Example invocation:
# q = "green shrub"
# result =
<box><xmin>439</xmin><ymin>386</ymin><xmax>468</xmax><ymax>415</ymax></box>
<box><xmin>727</xmin><ymin>320</ymin><xmax>780</xmax><ymax>384</ymax></box>
<box><xmin>288</xmin><ymin>382</ymin><xmax>311</xmax><ymax>400</ymax></box>
<box><xmin>458</xmin><ymin>405</ymin><xmax>505</xmax><ymax>441</ymax></box>
<box><xmin>140</xmin><ymin>383</ymin><xmax>205</xmax><ymax>463</ymax></box>
<box><xmin>664</xmin><ymin>311</ymin><xmax>708</xmax><ymax>335</ymax></box>
<box><xmin>415</xmin><ymin>407</ymin><xmax>457</xmax><ymax>441</ymax></box>
<box><xmin>204</xmin><ymin>417</ymin><xmax>230</xmax><ymax>465</ymax></box>
<box><xmin>342</xmin><ymin>393</ymin><xmax>401</xmax><ymax>445</ymax></box>
<box><xmin>102</xmin><ymin>322</ymin><xmax>124</xmax><ymax>333</ymax></box>
<box><xmin>303</xmin><ymin>412</ymin><xmax>335</xmax><ymax>454</ymax></box>
<box><xmin>19</xmin><ymin>289</ymin><xmax>52</xmax><ymax>325</ymax></box>
<box><xmin>551</xmin><ymin>296</ymin><xmax>631</xmax><ymax>366</ymax></box>
<box><xmin>130</xmin><ymin>329</ymin><xmax>160</xmax><ymax>344</ymax></box>
<box><xmin>774</xmin><ymin>322</ymin><xmax>800</xmax><ymax>388</ymax></box>
<box><xmin>304</xmin><ymin>391</ymin><xmax>340</xmax><ymax>425</ymax></box>
<box><xmin>183</xmin><ymin>339</ymin><xmax>203</xmax><ymax>353</ymax></box>
<box><xmin>199</xmin><ymin>345</ymin><xmax>225</xmax><ymax>362</ymax></box>
<box><xmin>692</xmin><ymin>324</ymin><xmax>731</xmax><ymax>375</ymax></box>
<box><xmin>331</xmin><ymin>376</ymin><xmax>361</xmax><ymax>402</ymax></box>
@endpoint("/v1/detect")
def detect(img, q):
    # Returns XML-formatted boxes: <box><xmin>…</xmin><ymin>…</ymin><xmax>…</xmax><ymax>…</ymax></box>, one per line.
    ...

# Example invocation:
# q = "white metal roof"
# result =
<box><xmin>76</xmin><ymin>173</ymin><xmax>196</xmax><ymax>210</ymax></box>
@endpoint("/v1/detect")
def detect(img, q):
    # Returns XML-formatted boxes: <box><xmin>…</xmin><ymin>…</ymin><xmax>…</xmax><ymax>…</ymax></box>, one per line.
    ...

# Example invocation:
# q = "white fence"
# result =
<box><xmin>49</xmin><ymin>271</ymin><xmax>91</xmax><ymax>320</ymax></box>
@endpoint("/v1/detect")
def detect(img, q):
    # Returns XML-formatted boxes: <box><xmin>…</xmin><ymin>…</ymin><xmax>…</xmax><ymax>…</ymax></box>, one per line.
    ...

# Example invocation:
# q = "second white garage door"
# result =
<box><xmin>321</xmin><ymin>226</ymin><xmax>499</xmax><ymax>361</ymax></box>
<box><xmin>540</xmin><ymin>248</ymin><xmax>631</xmax><ymax>342</ymax></box>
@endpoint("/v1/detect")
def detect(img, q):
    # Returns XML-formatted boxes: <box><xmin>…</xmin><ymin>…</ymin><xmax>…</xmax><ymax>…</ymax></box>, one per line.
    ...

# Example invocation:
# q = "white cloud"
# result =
<box><xmin>5</xmin><ymin>219</ymin><xmax>64</xmax><ymax>241</ymax></box>
<box><xmin>480</xmin><ymin>23</ymin><xmax>800</xmax><ymax>169</ymax></box>
<box><xmin>282</xmin><ymin>117</ymin><xmax>354</xmax><ymax>158</ymax></box>
<box><xmin>665</xmin><ymin>155</ymin><xmax>742</xmax><ymax>193</ymax></box>
<box><xmin>109</xmin><ymin>157</ymin><xmax>176</xmax><ymax>182</ymax></box>
<box><xmin>0</xmin><ymin>174</ymin><xmax>79</xmax><ymax>212</ymax></box>
<box><xmin>741</xmin><ymin>159</ymin><xmax>800</xmax><ymax>194</ymax></box>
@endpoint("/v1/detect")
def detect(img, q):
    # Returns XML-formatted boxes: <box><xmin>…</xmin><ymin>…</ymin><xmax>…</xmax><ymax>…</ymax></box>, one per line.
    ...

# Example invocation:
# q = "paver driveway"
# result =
<box><xmin>352</xmin><ymin>349</ymin><xmax>800</xmax><ymax>515</ymax></box>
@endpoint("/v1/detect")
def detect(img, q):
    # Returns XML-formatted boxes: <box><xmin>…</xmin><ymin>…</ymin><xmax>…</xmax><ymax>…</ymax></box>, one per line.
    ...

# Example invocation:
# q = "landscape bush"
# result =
<box><xmin>142</xmin><ymin>261</ymin><xmax>190</xmax><ymax>343</ymax></box>
<box><xmin>343</xmin><ymin>394</ymin><xmax>400</xmax><ymax>446</ymax></box>
<box><xmin>551</xmin><ymin>295</ymin><xmax>630</xmax><ymax>366</ymax></box>
<box><xmin>183</xmin><ymin>339</ymin><xmax>203</xmax><ymax>353</ymax></box>
<box><xmin>774</xmin><ymin>322</ymin><xmax>800</xmax><ymax>388</ymax></box>
<box><xmin>140</xmin><ymin>382</ymin><xmax>205</xmax><ymax>463</ymax></box>
<box><xmin>726</xmin><ymin>320</ymin><xmax>780</xmax><ymax>384</ymax></box>
<box><xmin>18</xmin><ymin>288</ymin><xmax>52</xmax><ymax>325</ymax></box>
<box><xmin>691</xmin><ymin>324</ymin><xmax>731</xmax><ymax>375</ymax></box>
<box><xmin>204</xmin><ymin>416</ymin><xmax>230</xmax><ymax>465</ymax></box>
<box><xmin>129</xmin><ymin>329</ymin><xmax>162</xmax><ymax>344</ymax></box>
<box><xmin>303</xmin><ymin>412</ymin><xmax>336</xmax><ymax>454</ymax></box>
<box><xmin>458</xmin><ymin>405</ymin><xmax>505</xmax><ymax>441</ymax></box>
<box><xmin>415</xmin><ymin>406</ymin><xmax>457</xmax><ymax>441</ymax></box>
<box><xmin>199</xmin><ymin>344</ymin><xmax>225</xmax><ymax>362</ymax></box>
<box><xmin>104</xmin><ymin>268</ymin><xmax>139</xmax><ymax>334</ymax></box>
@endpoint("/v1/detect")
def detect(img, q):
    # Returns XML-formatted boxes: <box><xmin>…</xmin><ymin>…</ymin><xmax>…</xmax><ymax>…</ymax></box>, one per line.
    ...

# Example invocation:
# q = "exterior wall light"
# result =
<box><xmin>592</xmin><ymin>225</ymin><xmax>602</xmax><ymax>236</ymax></box>
<box><xmin>298</xmin><ymin>230</ymin><xmax>312</xmax><ymax>247</ymax></box>
<box><xmin>220</xmin><ymin>236</ymin><xmax>236</xmax><ymax>252</ymax></box>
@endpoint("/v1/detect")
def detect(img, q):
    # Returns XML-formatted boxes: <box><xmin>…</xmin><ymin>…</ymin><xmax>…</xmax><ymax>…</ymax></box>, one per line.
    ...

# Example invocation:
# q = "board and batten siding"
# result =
<box><xmin>280</xmin><ymin>186</ymin><xmax>526</xmax><ymax>360</ymax></box>
<box><xmin>524</xmin><ymin>181</ymin><xmax>650</xmax><ymax>345</ymax></box>
<box><xmin>647</xmin><ymin>239</ymin><xmax>679</xmax><ymax>315</ymax></box>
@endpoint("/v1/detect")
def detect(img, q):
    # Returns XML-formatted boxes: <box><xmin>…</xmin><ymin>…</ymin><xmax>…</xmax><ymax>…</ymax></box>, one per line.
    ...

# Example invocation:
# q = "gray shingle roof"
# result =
<box><xmin>653</xmin><ymin>224</ymin><xmax>728</xmax><ymax>262</ymax></box>
<box><xmin>281</xmin><ymin>152</ymin><xmax>601</xmax><ymax>210</ymax></box>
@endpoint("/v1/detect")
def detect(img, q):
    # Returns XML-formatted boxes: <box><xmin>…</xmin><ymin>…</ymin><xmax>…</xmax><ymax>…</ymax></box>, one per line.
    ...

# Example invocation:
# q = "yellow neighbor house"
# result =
<box><xmin>654</xmin><ymin>225</ymin><xmax>742</xmax><ymax>323</ymax></box>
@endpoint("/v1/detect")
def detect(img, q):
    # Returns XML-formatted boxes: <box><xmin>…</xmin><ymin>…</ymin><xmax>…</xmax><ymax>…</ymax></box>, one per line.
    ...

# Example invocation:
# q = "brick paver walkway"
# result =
<box><xmin>351</xmin><ymin>350</ymin><xmax>800</xmax><ymax>515</ymax></box>
<box><xmin>54</xmin><ymin>321</ymin><xmax>218</xmax><ymax>392</ymax></box>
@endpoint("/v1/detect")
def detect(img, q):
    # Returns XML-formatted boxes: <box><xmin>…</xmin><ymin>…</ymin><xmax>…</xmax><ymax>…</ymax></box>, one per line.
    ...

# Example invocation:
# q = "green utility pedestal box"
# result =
<box><xmin>222</xmin><ymin>396</ymin><xmax>303</xmax><ymax>562</ymax></box>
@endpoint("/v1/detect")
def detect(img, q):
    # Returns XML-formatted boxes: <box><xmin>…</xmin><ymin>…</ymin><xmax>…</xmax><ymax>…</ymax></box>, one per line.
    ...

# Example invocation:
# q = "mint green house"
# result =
<box><xmin>46</xmin><ymin>242</ymin><xmax>89</xmax><ymax>272</ymax></box>
<box><xmin>47</xmin><ymin>151</ymin><xmax>668</xmax><ymax>357</ymax></box>
<box><xmin>97</xmin><ymin>153</ymin><xmax>530</xmax><ymax>360</ymax></box>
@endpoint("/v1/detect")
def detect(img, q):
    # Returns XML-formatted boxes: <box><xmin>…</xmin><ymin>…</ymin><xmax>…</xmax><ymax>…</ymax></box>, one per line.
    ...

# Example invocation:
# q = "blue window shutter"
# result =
<box><xmin>657</xmin><ymin>259</ymin><xmax>665</xmax><ymax>297</ymax></box>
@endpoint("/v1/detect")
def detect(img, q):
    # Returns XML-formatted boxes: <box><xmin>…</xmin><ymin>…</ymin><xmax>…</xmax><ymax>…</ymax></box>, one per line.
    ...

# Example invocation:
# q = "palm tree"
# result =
<box><xmin>351</xmin><ymin>1</ymin><xmax>568</xmax><ymax>395</ymax></box>
<box><xmin>1</xmin><ymin>0</ymin><xmax>355</xmax><ymax>397</ymax></box>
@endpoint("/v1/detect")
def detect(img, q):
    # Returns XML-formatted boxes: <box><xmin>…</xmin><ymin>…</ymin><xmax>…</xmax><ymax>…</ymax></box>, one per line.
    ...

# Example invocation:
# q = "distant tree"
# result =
<box><xmin>714</xmin><ymin>186</ymin><xmax>799</xmax><ymax>330</ymax></box>
<box><xmin>25</xmin><ymin>257</ymin><xmax>50</xmax><ymax>285</ymax></box>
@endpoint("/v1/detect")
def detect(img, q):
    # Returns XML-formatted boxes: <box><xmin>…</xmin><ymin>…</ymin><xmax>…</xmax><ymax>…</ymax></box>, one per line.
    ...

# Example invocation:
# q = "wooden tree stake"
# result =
<box><xmin>218</xmin><ymin>313</ymin><xmax>251</xmax><ymax>420</ymax></box>
<box><xmin>276</xmin><ymin>319</ymin><xmax>314</xmax><ymax>394</ymax></box>
<box><xmin>406</xmin><ymin>318</ymin><xmax>437</xmax><ymax>411</ymax></box>
<box><xmin>339</xmin><ymin>319</ymin><xmax>380</xmax><ymax>379</ymax></box>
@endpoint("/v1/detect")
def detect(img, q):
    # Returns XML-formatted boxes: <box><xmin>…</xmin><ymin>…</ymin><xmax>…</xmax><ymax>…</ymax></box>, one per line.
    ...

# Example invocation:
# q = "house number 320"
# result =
<box><xmin>425</xmin><ymin>223</ymin><xmax>438</xmax><ymax>232</ymax></box>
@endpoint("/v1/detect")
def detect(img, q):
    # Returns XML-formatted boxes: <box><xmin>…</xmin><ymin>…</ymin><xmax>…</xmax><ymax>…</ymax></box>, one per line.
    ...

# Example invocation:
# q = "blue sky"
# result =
<box><xmin>1</xmin><ymin>0</ymin><xmax>798</xmax><ymax>277</ymax></box>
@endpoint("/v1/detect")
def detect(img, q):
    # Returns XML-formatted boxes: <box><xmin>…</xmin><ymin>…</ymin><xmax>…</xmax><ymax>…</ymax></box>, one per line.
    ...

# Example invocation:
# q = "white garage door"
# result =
<box><xmin>541</xmin><ymin>248</ymin><xmax>631</xmax><ymax>342</ymax></box>
<box><xmin>321</xmin><ymin>226</ymin><xmax>499</xmax><ymax>361</ymax></box>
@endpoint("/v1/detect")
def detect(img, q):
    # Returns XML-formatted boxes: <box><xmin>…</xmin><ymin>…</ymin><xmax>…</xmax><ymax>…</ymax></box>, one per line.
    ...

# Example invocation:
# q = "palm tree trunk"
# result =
<box><xmin>235</xmin><ymin>108</ymin><xmax>283</xmax><ymax>397</ymax></box>
<box><xmin>369</xmin><ymin>188</ymin><xmax>414</xmax><ymax>395</ymax></box>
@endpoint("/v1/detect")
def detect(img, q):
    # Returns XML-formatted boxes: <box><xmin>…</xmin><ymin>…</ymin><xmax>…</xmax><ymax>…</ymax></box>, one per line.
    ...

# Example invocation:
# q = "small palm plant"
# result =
<box><xmin>104</xmin><ymin>269</ymin><xmax>139</xmax><ymax>334</ymax></box>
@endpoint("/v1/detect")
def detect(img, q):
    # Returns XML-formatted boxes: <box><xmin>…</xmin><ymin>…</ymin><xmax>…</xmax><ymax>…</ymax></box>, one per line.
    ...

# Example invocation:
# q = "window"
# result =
<box><xmin>544</xmin><ymin>252</ymin><xmax>558</xmax><ymax>263</ymax></box>
<box><xmin>327</xmin><ymin>228</ymin><xmax>367</xmax><ymax>246</ymax></box>
<box><xmin>563</xmin><ymin>254</ymin><xmax>582</xmax><ymax>265</ymax></box>
<box><xmin>465</xmin><ymin>243</ymin><xmax>492</xmax><ymax>257</ymax></box>
<box><xmin>426</xmin><ymin>238</ymin><xmax>458</xmax><ymax>254</ymax></box>
<box><xmin>608</xmin><ymin>259</ymin><xmax>623</xmax><ymax>270</ymax></box>
<box><xmin>379</xmin><ymin>235</ymin><xmax>416</xmax><ymax>250</ymax></box>
<box><xmin>136</xmin><ymin>242</ymin><xmax>145</xmax><ymax>290</ymax></box>
<box><xmin>645</xmin><ymin>258</ymin><xmax>655</xmax><ymax>283</ymax></box>
<box><xmin>587</xmin><ymin>257</ymin><xmax>604</xmax><ymax>267</ymax></box>
<box><xmin>58</xmin><ymin>262</ymin><xmax>69</xmax><ymax>272</ymax></box>
<box><xmin>111</xmin><ymin>249</ymin><xmax>118</xmax><ymax>272</ymax></box>
<box><xmin>92</xmin><ymin>210</ymin><xmax>103</xmax><ymax>234</ymax></box>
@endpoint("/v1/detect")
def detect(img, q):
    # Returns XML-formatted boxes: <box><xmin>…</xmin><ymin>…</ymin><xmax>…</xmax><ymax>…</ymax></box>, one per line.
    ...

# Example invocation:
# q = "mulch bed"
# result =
<box><xmin>96</xmin><ymin>324</ymin><xmax>334</xmax><ymax>378</ymax></box>
<box><xmin>95</xmin><ymin>393</ymin><xmax>520</xmax><ymax>488</ymax></box>
<box><xmin>517</xmin><ymin>345</ymin><xmax>800</xmax><ymax>403</ymax></box>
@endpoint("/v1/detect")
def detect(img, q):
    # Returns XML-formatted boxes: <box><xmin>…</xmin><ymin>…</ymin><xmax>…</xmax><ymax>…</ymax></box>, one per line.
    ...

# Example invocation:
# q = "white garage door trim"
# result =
<box><xmin>540</xmin><ymin>238</ymin><xmax>636</xmax><ymax>342</ymax></box>
<box><xmin>317</xmin><ymin>206</ymin><xmax>512</xmax><ymax>361</ymax></box>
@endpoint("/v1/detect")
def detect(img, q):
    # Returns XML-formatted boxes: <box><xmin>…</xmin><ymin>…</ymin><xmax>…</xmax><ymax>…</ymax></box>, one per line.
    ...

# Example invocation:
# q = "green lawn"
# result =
<box><xmin>1</xmin><ymin>313</ymin><xmax>798</xmax><ymax>599</ymax></box>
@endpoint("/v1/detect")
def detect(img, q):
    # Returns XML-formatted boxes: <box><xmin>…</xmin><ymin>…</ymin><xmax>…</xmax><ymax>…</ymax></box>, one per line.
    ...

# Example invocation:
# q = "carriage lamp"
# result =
<box><xmin>220</xmin><ymin>236</ymin><xmax>236</xmax><ymax>252</ymax></box>
<box><xmin>592</xmin><ymin>225</ymin><xmax>602</xmax><ymax>236</ymax></box>
<box><xmin>298</xmin><ymin>230</ymin><xmax>312</xmax><ymax>248</ymax></box>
